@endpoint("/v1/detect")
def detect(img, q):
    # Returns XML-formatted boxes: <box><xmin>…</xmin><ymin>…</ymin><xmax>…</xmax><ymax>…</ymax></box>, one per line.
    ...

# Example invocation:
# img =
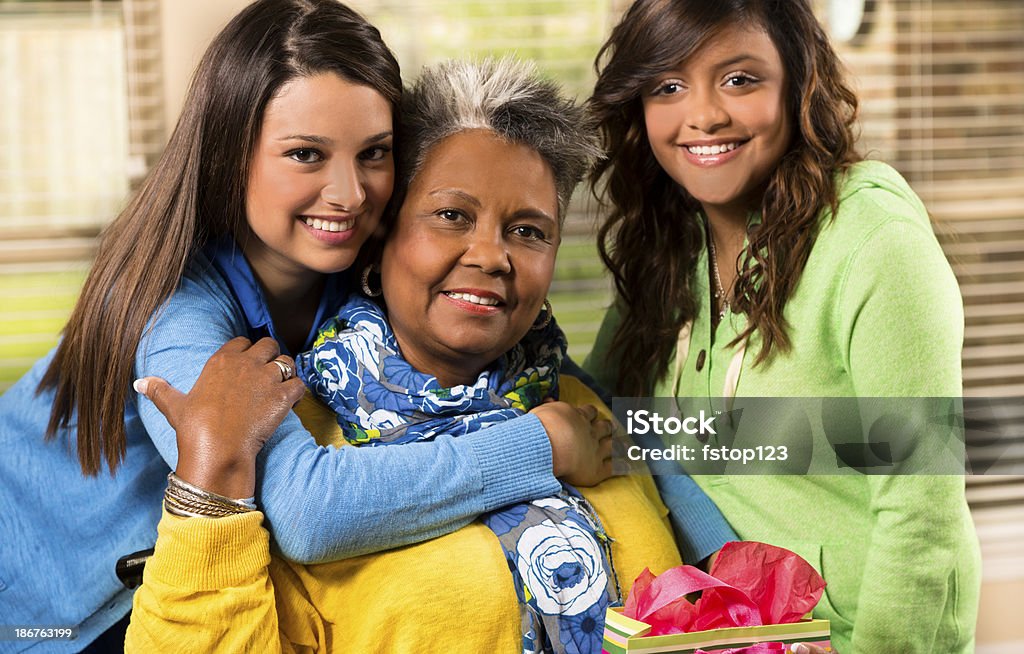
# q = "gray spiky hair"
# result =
<box><xmin>395</xmin><ymin>57</ymin><xmax>602</xmax><ymax>221</ymax></box>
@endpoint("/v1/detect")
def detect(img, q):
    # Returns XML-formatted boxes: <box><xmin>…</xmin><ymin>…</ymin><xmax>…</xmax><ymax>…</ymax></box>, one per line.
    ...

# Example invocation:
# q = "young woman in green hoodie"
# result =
<box><xmin>584</xmin><ymin>1</ymin><xmax>981</xmax><ymax>652</ymax></box>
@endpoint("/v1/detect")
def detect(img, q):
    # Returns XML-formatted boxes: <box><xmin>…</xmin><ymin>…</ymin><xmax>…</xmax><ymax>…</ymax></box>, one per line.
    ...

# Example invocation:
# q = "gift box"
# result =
<box><xmin>602</xmin><ymin>608</ymin><xmax>830</xmax><ymax>653</ymax></box>
<box><xmin>602</xmin><ymin>541</ymin><xmax>832</xmax><ymax>654</ymax></box>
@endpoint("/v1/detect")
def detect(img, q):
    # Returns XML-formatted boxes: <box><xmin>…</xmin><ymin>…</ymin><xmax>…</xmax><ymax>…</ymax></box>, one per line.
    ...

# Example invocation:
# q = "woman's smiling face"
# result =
<box><xmin>243</xmin><ymin>72</ymin><xmax>394</xmax><ymax>287</ymax></box>
<box><xmin>642</xmin><ymin>22</ymin><xmax>791</xmax><ymax>221</ymax></box>
<box><xmin>380</xmin><ymin>129</ymin><xmax>560</xmax><ymax>387</ymax></box>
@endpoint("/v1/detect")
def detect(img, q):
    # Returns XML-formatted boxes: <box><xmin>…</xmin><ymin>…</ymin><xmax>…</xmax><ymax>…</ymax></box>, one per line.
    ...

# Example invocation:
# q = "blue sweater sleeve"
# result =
<box><xmin>135</xmin><ymin>268</ymin><xmax>560</xmax><ymax>564</ymax></box>
<box><xmin>570</xmin><ymin>351</ymin><xmax>737</xmax><ymax>563</ymax></box>
<box><xmin>649</xmin><ymin>474</ymin><xmax>737</xmax><ymax>564</ymax></box>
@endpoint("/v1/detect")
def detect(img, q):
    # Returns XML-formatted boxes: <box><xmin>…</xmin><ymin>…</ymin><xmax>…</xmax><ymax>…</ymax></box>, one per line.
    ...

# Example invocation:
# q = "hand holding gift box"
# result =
<box><xmin>603</xmin><ymin>541</ymin><xmax>832</xmax><ymax>653</ymax></box>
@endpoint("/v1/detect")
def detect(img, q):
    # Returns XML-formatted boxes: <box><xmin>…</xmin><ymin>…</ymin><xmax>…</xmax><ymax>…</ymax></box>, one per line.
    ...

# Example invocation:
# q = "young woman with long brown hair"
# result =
<box><xmin>0</xmin><ymin>2</ymin><xmax>619</xmax><ymax>650</ymax></box>
<box><xmin>584</xmin><ymin>0</ymin><xmax>980</xmax><ymax>651</ymax></box>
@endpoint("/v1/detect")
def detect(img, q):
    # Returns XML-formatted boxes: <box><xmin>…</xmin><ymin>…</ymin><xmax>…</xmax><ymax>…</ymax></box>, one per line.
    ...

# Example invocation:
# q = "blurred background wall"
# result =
<box><xmin>0</xmin><ymin>1</ymin><xmax>1021</xmax><ymax>649</ymax></box>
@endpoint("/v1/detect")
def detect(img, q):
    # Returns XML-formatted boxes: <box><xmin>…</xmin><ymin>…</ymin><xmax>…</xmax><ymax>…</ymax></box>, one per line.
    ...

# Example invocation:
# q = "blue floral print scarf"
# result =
<box><xmin>296</xmin><ymin>296</ymin><xmax>620</xmax><ymax>654</ymax></box>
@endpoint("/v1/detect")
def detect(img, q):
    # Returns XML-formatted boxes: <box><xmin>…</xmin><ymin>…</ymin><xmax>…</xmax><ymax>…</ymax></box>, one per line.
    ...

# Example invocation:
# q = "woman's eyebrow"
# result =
<box><xmin>275</xmin><ymin>130</ymin><xmax>392</xmax><ymax>145</ymax></box>
<box><xmin>429</xmin><ymin>188</ymin><xmax>481</xmax><ymax>207</ymax></box>
<box><xmin>362</xmin><ymin>130</ymin><xmax>393</xmax><ymax>145</ymax></box>
<box><xmin>512</xmin><ymin>208</ymin><xmax>557</xmax><ymax>224</ymax></box>
<box><xmin>713</xmin><ymin>53</ymin><xmax>767</xmax><ymax>69</ymax></box>
<box><xmin>277</xmin><ymin>134</ymin><xmax>332</xmax><ymax>144</ymax></box>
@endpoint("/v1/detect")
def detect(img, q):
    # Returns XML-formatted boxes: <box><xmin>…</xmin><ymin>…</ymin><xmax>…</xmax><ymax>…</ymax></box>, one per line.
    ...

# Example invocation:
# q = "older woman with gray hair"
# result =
<box><xmin>127</xmin><ymin>58</ymin><xmax>685</xmax><ymax>653</ymax></box>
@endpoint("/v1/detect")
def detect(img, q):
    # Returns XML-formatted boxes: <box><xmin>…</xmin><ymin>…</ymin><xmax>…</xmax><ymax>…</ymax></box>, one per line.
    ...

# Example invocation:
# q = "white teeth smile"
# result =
<box><xmin>445</xmin><ymin>292</ymin><xmax>500</xmax><ymax>306</ymax></box>
<box><xmin>304</xmin><ymin>217</ymin><xmax>354</xmax><ymax>232</ymax></box>
<box><xmin>686</xmin><ymin>142</ymin><xmax>740</xmax><ymax>156</ymax></box>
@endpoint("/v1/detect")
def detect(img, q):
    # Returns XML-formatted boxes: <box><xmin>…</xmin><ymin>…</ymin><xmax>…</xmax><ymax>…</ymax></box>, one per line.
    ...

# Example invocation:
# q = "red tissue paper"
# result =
<box><xmin>622</xmin><ymin>541</ymin><xmax>826</xmax><ymax>638</ymax></box>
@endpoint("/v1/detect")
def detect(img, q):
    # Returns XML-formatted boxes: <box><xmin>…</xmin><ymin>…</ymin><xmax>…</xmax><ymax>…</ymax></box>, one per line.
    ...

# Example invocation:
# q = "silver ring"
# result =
<box><xmin>271</xmin><ymin>358</ymin><xmax>294</xmax><ymax>382</ymax></box>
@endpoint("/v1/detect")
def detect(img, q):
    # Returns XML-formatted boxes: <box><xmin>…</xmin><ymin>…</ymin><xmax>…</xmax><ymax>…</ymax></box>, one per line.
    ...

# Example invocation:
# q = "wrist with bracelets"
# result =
<box><xmin>164</xmin><ymin>472</ymin><xmax>257</xmax><ymax>519</ymax></box>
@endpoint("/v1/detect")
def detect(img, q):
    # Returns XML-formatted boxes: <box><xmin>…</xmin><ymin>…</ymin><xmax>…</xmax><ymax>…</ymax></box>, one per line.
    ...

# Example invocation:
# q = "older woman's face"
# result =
<box><xmin>380</xmin><ymin>129</ymin><xmax>560</xmax><ymax>387</ymax></box>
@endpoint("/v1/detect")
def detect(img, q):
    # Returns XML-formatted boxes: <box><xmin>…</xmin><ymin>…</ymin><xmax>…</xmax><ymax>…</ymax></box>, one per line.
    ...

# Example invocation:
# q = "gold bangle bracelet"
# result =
<box><xmin>164</xmin><ymin>472</ymin><xmax>256</xmax><ymax>519</ymax></box>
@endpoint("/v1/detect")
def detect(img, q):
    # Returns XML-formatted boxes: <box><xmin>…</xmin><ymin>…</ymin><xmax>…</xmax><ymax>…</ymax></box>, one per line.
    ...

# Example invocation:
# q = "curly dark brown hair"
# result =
<box><xmin>589</xmin><ymin>0</ymin><xmax>862</xmax><ymax>396</ymax></box>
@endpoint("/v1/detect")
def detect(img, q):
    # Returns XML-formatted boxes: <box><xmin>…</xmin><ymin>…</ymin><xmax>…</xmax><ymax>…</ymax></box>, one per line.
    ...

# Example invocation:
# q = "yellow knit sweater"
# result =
<box><xmin>125</xmin><ymin>377</ymin><xmax>684</xmax><ymax>653</ymax></box>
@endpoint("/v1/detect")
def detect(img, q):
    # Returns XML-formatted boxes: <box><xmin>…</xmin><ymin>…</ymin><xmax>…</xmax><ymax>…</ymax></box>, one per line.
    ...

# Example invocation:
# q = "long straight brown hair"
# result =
<box><xmin>589</xmin><ymin>0</ymin><xmax>861</xmax><ymax>396</ymax></box>
<box><xmin>39</xmin><ymin>0</ymin><xmax>402</xmax><ymax>475</ymax></box>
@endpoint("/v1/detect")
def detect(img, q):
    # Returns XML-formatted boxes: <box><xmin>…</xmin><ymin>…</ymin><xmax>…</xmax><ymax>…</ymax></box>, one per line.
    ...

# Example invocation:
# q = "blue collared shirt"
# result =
<box><xmin>205</xmin><ymin>239</ymin><xmax>349</xmax><ymax>355</ymax></box>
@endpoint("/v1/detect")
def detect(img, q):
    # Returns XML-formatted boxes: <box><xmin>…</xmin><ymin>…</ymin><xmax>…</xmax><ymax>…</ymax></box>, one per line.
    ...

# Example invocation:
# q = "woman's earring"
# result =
<box><xmin>360</xmin><ymin>265</ymin><xmax>382</xmax><ymax>297</ymax></box>
<box><xmin>531</xmin><ymin>299</ymin><xmax>553</xmax><ymax>331</ymax></box>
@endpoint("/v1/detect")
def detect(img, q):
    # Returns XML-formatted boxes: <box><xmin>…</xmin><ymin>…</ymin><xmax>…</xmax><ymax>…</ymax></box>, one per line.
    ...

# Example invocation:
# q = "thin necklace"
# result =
<box><xmin>706</xmin><ymin>224</ymin><xmax>730</xmax><ymax>322</ymax></box>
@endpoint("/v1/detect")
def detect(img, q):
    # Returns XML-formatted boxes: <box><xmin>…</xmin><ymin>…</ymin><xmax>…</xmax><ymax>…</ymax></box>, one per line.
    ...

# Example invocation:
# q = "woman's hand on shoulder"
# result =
<box><xmin>530</xmin><ymin>401</ymin><xmax>614</xmax><ymax>487</ymax></box>
<box><xmin>134</xmin><ymin>336</ymin><xmax>306</xmax><ymax>499</ymax></box>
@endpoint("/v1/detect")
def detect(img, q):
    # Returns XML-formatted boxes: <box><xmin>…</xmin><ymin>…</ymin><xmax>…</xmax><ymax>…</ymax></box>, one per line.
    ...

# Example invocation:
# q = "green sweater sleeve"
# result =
<box><xmin>838</xmin><ymin>216</ymin><xmax>963</xmax><ymax>398</ymax></box>
<box><xmin>854</xmin><ymin>474</ymin><xmax>970</xmax><ymax>652</ymax></box>
<box><xmin>838</xmin><ymin>219</ymin><xmax>976</xmax><ymax>652</ymax></box>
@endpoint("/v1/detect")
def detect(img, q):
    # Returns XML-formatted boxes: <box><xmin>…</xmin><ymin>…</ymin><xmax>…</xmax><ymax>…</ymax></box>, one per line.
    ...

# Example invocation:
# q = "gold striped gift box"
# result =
<box><xmin>602</xmin><ymin>607</ymin><xmax>831</xmax><ymax>654</ymax></box>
